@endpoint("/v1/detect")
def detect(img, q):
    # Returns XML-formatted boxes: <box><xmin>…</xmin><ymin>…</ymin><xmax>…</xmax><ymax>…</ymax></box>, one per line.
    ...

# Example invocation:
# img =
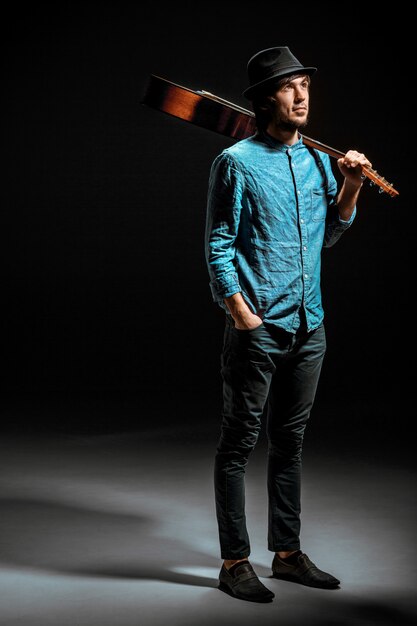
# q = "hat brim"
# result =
<box><xmin>243</xmin><ymin>66</ymin><xmax>317</xmax><ymax>100</ymax></box>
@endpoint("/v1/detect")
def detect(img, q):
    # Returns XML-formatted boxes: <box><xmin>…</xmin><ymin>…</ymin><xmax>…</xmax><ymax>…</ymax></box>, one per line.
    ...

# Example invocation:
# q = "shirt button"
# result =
<box><xmin>297</xmin><ymin>190</ymin><xmax>300</xmax><ymax>195</ymax></box>
<box><xmin>300</xmin><ymin>218</ymin><xmax>304</xmax><ymax>223</ymax></box>
<box><xmin>303</xmin><ymin>246</ymin><xmax>307</xmax><ymax>251</ymax></box>
<box><xmin>305</xmin><ymin>274</ymin><xmax>308</xmax><ymax>279</ymax></box>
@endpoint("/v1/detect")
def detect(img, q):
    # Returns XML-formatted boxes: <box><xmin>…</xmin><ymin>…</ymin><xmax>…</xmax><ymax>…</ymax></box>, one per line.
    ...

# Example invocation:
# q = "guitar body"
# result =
<box><xmin>142</xmin><ymin>75</ymin><xmax>256</xmax><ymax>140</ymax></box>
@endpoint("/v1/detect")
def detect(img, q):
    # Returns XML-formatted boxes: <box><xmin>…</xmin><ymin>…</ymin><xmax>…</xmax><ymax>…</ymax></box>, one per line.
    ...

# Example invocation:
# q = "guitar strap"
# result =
<box><xmin>307</xmin><ymin>145</ymin><xmax>330</xmax><ymax>191</ymax></box>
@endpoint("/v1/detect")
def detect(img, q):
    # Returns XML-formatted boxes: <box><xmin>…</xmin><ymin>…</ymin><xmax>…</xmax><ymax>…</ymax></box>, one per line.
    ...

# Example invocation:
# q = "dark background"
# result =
<box><xmin>3</xmin><ymin>3</ymin><xmax>412</xmax><ymax>443</ymax></box>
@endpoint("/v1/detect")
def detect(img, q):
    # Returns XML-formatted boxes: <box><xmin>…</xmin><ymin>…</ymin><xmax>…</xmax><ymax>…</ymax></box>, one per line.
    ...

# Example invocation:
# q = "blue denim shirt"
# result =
<box><xmin>205</xmin><ymin>130</ymin><xmax>356</xmax><ymax>333</ymax></box>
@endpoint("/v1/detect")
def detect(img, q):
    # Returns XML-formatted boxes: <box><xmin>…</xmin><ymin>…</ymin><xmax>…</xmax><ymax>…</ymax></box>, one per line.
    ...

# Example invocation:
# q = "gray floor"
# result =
<box><xmin>0</xmin><ymin>420</ymin><xmax>416</xmax><ymax>626</ymax></box>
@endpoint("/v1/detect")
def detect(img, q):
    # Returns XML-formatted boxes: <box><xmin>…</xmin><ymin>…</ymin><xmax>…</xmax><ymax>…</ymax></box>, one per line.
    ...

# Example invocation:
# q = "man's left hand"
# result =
<box><xmin>337</xmin><ymin>150</ymin><xmax>372</xmax><ymax>187</ymax></box>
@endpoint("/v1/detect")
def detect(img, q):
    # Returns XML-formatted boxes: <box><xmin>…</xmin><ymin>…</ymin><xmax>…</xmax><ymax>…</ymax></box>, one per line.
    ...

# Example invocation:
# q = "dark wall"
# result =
<box><xmin>3</xmin><ymin>3</ymin><xmax>412</xmax><ymax>433</ymax></box>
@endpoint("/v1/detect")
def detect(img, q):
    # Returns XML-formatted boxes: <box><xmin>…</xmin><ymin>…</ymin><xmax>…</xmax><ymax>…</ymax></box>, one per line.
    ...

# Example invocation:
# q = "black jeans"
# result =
<box><xmin>214</xmin><ymin>316</ymin><xmax>326</xmax><ymax>559</ymax></box>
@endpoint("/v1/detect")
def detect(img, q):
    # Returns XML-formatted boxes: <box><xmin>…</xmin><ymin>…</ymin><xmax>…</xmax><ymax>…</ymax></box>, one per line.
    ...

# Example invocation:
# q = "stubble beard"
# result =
<box><xmin>277</xmin><ymin>115</ymin><xmax>309</xmax><ymax>132</ymax></box>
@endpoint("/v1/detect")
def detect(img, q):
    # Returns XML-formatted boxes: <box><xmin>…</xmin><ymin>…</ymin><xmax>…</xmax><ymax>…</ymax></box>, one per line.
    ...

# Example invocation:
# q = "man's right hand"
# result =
<box><xmin>234</xmin><ymin>313</ymin><xmax>263</xmax><ymax>330</ymax></box>
<box><xmin>224</xmin><ymin>293</ymin><xmax>263</xmax><ymax>330</ymax></box>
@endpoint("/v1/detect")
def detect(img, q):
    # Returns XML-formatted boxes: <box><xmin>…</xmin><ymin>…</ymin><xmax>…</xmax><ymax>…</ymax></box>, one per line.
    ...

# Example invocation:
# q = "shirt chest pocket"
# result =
<box><xmin>310</xmin><ymin>188</ymin><xmax>328</xmax><ymax>221</ymax></box>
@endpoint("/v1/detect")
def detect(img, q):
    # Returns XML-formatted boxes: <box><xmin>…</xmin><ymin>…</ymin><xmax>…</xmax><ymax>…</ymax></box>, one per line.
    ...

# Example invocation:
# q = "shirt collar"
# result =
<box><xmin>256</xmin><ymin>129</ymin><xmax>305</xmax><ymax>153</ymax></box>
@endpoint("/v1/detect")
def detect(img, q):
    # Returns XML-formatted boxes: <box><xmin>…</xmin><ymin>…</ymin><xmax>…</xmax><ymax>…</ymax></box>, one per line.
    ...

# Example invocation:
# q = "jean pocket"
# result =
<box><xmin>233</xmin><ymin>322</ymin><xmax>265</xmax><ymax>333</ymax></box>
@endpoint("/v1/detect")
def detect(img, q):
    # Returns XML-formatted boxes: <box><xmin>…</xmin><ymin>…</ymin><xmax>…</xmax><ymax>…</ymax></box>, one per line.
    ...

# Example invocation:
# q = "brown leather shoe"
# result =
<box><xmin>272</xmin><ymin>552</ymin><xmax>340</xmax><ymax>589</ymax></box>
<box><xmin>219</xmin><ymin>561</ymin><xmax>275</xmax><ymax>602</ymax></box>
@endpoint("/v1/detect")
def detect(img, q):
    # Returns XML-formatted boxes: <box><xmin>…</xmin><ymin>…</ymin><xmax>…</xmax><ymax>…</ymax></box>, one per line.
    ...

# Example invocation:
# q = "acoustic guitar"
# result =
<box><xmin>142</xmin><ymin>74</ymin><xmax>399</xmax><ymax>198</ymax></box>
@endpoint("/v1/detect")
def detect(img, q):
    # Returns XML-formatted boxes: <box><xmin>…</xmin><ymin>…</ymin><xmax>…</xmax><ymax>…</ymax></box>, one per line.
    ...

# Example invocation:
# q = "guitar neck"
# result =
<box><xmin>198</xmin><ymin>90</ymin><xmax>399</xmax><ymax>198</ymax></box>
<box><xmin>301</xmin><ymin>134</ymin><xmax>399</xmax><ymax>198</ymax></box>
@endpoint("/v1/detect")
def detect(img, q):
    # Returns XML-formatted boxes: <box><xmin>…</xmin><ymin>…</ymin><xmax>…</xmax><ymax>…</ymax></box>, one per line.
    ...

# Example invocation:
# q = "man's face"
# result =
<box><xmin>269</xmin><ymin>75</ymin><xmax>310</xmax><ymax>131</ymax></box>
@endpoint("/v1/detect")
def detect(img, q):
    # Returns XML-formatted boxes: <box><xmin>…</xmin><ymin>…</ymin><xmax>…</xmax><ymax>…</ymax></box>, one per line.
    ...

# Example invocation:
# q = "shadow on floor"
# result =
<box><xmin>0</xmin><ymin>497</ymin><xmax>218</xmax><ymax>588</ymax></box>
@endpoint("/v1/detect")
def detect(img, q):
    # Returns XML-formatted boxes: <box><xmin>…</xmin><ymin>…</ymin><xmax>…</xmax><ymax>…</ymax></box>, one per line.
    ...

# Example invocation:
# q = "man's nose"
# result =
<box><xmin>294</xmin><ymin>88</ymin><xmax>306</xmax><ymax>101</ymax></box>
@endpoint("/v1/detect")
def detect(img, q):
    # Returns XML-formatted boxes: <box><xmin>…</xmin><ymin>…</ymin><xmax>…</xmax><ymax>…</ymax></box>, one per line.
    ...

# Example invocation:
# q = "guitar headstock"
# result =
<box><xmin>362</xmin><ymin>165</ymin><xmax>399</xmax><ymax>198</ymax></box>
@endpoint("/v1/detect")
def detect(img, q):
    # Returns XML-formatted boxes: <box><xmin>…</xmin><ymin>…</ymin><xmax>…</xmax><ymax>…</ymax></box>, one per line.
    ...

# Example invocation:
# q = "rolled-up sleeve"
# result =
<box><xmin>323</xmin><ymin>204</ymin><xmax>356</xmax><ymax>248</ymax></box>
<box><xmin>205</xmin><ymin>153</ymin><xmax>243</xmax><ymax>303</ymax></box>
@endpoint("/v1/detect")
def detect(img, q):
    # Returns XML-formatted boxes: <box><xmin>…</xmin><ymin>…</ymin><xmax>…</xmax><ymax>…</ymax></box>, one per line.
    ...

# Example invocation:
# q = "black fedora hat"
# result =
<box><xmin>243</xmin><ymin>46</ymin><xmax>317</xmax><ymax>100</ymax></box>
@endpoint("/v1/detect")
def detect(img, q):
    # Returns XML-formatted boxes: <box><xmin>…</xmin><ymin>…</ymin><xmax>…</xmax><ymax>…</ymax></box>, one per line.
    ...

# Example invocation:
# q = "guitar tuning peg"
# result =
<box><xmin>378</xmin><ymin>188</ymin><xmax>385</xmax><ymax>194</ymax></box>
<box><xmin>369</xmin><ymin>181</ymin><xmax>375</xmax><ymax>186</ymax></box>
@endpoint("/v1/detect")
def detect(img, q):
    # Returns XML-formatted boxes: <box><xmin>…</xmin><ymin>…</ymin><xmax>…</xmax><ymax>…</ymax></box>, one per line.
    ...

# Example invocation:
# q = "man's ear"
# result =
<box><xmin>258</xmin><ymin>96</ymin><xmax>275</xmax><ymax>112</ymax></box>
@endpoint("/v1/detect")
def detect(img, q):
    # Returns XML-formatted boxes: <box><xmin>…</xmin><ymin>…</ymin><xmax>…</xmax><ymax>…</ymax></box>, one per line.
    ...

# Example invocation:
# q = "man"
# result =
<box><xmin>204</xmin><ymin>46</ymin><xmax>371</xmax><ymax>603</ymax></box>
